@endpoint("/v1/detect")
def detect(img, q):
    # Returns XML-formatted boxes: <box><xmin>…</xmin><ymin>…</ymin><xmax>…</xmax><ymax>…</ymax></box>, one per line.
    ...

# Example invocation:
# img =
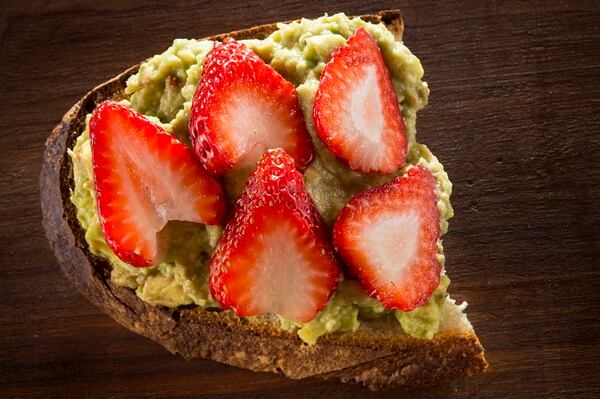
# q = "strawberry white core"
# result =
<box><xmin>246</xmin><ymin>221</ymin><xmax>330</xmax><ymax>321</ymax></box>
<box><xmin>112</xmin><ymin>125</ymin><xmax>204</xmax><ymax>225</ymax></box>
<box><xmin>221</xmin><ymin>86</ymin><xmax>292</xmax><ymax>167</ymax></box>
<box><xmin>359</xmin><ymin>210</ymin><xmax>420</xmax><ymax>285</ymax></box>
<box><xmin>347</xmin><ymin>64</ymin><xmax>384</xmax><ymax>144</ymax></box>
<box><xmin>339</xmin><ymin>64</ymin><xmax>387</xmax><ymax>170</ymax></box>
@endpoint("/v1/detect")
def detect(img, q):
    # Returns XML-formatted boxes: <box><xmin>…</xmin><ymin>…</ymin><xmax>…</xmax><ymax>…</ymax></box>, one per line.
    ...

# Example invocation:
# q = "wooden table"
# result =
<box><xmin>1</xmin><ymin>1</ymin><xmax>599</xmax><ymax>397</ymax></box>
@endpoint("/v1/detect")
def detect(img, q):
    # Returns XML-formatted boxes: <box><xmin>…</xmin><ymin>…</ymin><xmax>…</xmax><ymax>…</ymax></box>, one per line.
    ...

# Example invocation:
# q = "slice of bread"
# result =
<box><xmin>40</xmin><ymin>10</ymin><xmax>487</xmax><ymax>391</ymax></box>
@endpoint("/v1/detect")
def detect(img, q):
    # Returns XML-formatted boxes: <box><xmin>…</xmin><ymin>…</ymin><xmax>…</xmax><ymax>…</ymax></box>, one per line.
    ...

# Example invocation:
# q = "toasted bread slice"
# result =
<box><xmin>40</xmin><ymin>10</ymin><xmax>487</xmax><ymax>390</ymax></box>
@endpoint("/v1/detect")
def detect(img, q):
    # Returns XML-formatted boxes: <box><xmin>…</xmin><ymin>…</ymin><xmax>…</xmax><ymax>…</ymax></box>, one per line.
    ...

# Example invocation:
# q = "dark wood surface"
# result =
<box><xmin>1</xmin><ymin>0</ymin><xmax>599</xmax><ymax>397</ymax></box>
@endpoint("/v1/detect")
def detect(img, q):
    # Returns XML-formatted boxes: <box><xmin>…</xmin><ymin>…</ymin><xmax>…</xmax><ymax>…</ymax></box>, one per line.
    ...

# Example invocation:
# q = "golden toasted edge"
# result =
<box><xmin>40</xmin><ymin>10</ymin><xmax>487</xmax><ymax>390</ymax></box>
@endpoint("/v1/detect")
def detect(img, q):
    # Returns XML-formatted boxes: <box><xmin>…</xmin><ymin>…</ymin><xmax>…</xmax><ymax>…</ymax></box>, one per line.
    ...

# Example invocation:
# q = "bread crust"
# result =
<box><xmin>40</xmin><ymin>10</ymin><xmax>487</xmax><ymax>390</ymax></box>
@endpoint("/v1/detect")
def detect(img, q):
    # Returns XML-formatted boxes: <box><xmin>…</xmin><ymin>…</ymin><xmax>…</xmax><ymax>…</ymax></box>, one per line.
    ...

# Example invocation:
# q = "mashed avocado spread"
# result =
<box><xmin>69</xmin><ymin>13</ymin><xmax>454</xmax><ymax>344</ymax></box>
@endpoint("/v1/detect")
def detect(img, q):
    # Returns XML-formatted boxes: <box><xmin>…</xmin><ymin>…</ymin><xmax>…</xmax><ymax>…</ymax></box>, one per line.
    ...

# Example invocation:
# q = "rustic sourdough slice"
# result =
<box><xmin>40</xmin><ymin>10</ymin><xmax>487</xmax><ymax>390</ymax></box>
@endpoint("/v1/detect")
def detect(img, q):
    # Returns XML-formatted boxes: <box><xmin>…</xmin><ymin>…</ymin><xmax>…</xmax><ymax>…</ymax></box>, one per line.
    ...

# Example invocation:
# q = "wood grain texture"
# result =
<box><xmin>1</xmin><ymin>0</ymin><xmax>599</xmax><ymax>397</ymax></box>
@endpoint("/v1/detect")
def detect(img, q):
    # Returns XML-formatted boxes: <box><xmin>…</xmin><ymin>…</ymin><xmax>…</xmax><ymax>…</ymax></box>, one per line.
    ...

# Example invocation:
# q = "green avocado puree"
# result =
<box><xmin>69</xmin><ymin>13</ymin><xmax>454</xmax><ymax>344</ymax></box>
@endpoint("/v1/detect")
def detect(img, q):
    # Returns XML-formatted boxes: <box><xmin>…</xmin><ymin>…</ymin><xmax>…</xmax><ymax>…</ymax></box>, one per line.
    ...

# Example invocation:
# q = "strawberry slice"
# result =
<box><xmin>209</xmin><ymin>149</ymin><xmax>340</xmax><ymax>322</ymax></box>
<box><xmin>90</xmin><ymin>101</ymin><xmax>226</xmax><ymax>267</ymax></box>
<box><xmin>189</xmin><ymin>39</ymin><xmax>313</xmax><ymax>176</ymax></box>
<box><xmin>333</xmin><ymin>165</ymin><xmax>441</xmax><ymax>311</ymax></box>
<box><xmin>313</xmin><ymin>27</ymin><xmax>407</xmax><ymax>174</ymax></box>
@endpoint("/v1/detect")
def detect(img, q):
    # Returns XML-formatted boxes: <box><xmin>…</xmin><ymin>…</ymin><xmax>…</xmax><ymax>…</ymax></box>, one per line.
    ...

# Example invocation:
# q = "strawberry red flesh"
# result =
<box><xmin>333</xmin><ymin>165</ymin><xmax>441</xmax><ymax>311</ymax></box>
<box><xmin>209</xmin><ymin>149</ymin><xmax>340</xmax><ymax>322</ymax></box>
<box><xmin>189</xmin><ymin>39</ymin><xmax>313</xmax><ymax>176</ymax></box>
<box><xmin>313</xmin><ymin>27</ymin><xmax>407</xmax><ymax>173</ymax></box>
<box><xmin>90</xmin><ymin>101</ymin><xmax>226</xmax><ymax>267</ymax></box>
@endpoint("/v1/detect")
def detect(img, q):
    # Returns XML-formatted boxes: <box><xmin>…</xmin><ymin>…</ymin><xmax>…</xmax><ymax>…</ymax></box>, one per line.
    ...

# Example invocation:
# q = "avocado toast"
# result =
<box><xmin>40</xmin><ymin>10</ymin><xmax>487</xmax><ymax>390</ymax></box>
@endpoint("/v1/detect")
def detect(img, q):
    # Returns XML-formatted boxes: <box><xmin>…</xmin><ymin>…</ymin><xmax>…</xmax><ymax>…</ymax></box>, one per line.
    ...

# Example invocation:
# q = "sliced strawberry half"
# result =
<box><xmin>313</xmin><ymin>27</ymin><xmax>407</xmax><ymax>174</ymax></box>
<box><xmin>209</xmin><ymin>148</ymin><xmax>340</xmax><ymax>322</ymax></box>
<box><xmin>189</xmin><ymin>39</ymin><xmax>313</xmax><ymax>176</ymax></box>
<box><xmin>90</xmin><ymin>101</ymin><xmax>226</xmax><ymax>267</ymax></box>
<box><xmin>333</xmin><ymin>165</ymin><xmax>442</xmax><ymax>311</ymax></box>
